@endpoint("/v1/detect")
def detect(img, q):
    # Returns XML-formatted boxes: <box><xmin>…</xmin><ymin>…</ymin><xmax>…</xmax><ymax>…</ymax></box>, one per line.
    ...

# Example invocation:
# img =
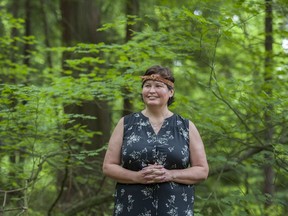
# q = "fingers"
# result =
<box><xmin>142</xmin><ymin>167</ymin><xmax>164</xmax><ymax>175</ymax></box>
<box><xmin>141</xmin><ymin>164</ymin><xmax>167</xmax><ymax>184</ymax></box>
<box><xmin>142</xmin><ymin>166</ymin><xmax>164</xmax><ymax>178</ymax></box>
<box><xmin>143</xmin><ymin>164</ymin><xmax>163</xmax><ymax>169</ymax></box>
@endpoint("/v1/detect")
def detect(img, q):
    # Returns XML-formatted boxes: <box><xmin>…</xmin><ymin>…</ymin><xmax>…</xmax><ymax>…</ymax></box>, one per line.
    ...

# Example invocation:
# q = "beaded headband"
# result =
<box><xmin>141</xmin><ymin>74</ymin><xmax>174</xmax><ymax>88</ymax></box>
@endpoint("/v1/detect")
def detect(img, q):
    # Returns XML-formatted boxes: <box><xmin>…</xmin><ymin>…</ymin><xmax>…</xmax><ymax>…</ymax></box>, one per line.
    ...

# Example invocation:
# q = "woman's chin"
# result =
<box><xmin>146</xmin><ymin>102</ymin><xmax>162</xmax><ymax>106</ymax></box>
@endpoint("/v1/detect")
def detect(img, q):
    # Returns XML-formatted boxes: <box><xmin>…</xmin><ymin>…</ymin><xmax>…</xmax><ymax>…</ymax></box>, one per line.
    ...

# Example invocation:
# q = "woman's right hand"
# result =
<box><xmin>139</xmin><ymin>164</ymin><xmax>166</xmax><ymax>184</ymax></box>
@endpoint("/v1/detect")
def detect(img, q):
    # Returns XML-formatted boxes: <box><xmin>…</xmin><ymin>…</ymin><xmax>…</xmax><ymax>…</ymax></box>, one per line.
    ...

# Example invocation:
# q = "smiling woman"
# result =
<box><xmin>141</xmin><ymin>66</ymin><xmax>175</xmax><ymax>106</ymax></box>
<box><xmin>141</xmin><ymin>79</ymin><xmax>173</xmax><ymax>109</ymax></box>
<box><xmin>102</xmin><ymin>65</ymin><xmax>209</xmax><ymax>216</ymax></box>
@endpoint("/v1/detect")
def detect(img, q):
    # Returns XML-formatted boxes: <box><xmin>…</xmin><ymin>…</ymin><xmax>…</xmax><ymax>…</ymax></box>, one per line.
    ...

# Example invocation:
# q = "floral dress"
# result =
<box><xmin>113</xmin><ymin>112</ymin><xmax>194</xmax><ymax>216</ymax></box>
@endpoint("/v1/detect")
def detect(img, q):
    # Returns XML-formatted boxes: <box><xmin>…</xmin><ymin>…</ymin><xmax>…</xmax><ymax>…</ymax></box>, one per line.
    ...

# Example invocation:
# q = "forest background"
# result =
<box><xmin>0</xmin><ymin>0</ymin><xmax>287</xmax><ymax>215</ymax></box>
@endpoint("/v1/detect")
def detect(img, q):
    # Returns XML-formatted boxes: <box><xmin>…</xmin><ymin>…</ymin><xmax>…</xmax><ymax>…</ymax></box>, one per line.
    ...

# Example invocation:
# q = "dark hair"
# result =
<box><xmin>142</xmin><ymin>65</ymin><xmax>175</xmax><ymax>106</ymax></box>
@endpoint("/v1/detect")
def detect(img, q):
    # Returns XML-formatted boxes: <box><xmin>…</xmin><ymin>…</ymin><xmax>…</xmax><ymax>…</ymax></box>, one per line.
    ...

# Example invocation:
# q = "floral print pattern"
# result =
<box><xmin>113</xmin><ymin>112</ymin><xmax>194</xmax><ymax>216</ymax></box>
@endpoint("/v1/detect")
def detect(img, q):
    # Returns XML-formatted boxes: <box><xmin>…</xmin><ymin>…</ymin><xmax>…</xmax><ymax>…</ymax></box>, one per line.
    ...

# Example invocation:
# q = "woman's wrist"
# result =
<box><xmin>167</xmin><ymin>169</ymin><xmax>177</xmax><ymax>182</ymax></box>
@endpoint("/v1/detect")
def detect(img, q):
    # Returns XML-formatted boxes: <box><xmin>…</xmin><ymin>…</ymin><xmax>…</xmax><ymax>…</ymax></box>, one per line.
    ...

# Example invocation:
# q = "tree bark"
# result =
<box><xmin>122</xmin><ymin>0</ymin><xmax>140</xmax><ymax>116</ymax></box>
<box><xmin>53</xmin><ymin>0</ymin><xmax>111</xmax><ymax>214</ymax></box>
<box><xmin>40</xmin><ymin>0</ymin><xmax>53</xmax><ymax>68</ymax></box>
<box><xmin>263</xmin><ymin>0</ymin><xmax>274</xmax><ymax>209</ymax></box>
<box><xmin>23</xmin><ymin>0</ymin><xmax>31</xmax><ymax>66</ymax></box>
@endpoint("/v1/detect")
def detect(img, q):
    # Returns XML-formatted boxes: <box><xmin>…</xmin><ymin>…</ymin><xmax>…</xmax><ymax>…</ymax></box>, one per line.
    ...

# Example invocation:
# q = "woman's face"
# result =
<box><xmin>142</xmin><ymin>80</ymin><xmax>174</xmax><ymax>107</ymax></box>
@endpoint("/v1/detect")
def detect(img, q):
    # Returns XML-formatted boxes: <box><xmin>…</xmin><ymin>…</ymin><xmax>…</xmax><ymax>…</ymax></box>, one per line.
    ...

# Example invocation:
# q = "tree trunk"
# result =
<box><xmin>23</xmin><ymin>0</ymin><xmax>31</xmax><ymax>66</ymax></box>
<box><xmin>263</xmin><ymin>0</ymin><xmax>274</xmax><ymax>210</ymax></box>
<box><xmin>53</xmin><ymin>0</ymin><xmax>111</xmax><ymax>214</ymax></box>
<box><xmin>122</xmin><ymin>0</ymin><xmax>140</xmax><ymax>116</ymax></box>
<box><xmin>40</xmin><ymin>0</ymin><xmax>53</xmax><ymax>68</ymax></box>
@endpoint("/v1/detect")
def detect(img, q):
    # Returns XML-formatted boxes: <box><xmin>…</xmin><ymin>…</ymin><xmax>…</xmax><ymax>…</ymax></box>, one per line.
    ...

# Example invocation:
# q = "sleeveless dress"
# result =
<box><xmin>113</xmin><ymin>112</ymin><xmax>194</xmax><ymax>216</ymax></box>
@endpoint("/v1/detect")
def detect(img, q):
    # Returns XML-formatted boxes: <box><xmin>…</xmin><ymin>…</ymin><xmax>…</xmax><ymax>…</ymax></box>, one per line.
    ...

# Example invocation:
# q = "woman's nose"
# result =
<box><xmin>148</xmin><ymin>86</ymin><xmax>156</xmax><ymax>92</ymax></box>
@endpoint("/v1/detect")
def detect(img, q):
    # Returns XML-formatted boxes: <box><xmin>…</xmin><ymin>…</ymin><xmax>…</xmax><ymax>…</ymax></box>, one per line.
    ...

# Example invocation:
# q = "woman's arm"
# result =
<box><xmin>161</xmin><ymin>121</ymin><xmax>209</xmax><ymax>185</ymax></box>
<box><xmin>102</xmin><ymin>118</ymin><xmax>156</xmax><ymax>184</ymax></box>
<box><xmin>103</xmin><ymin>119</ymin><xmax>209</xmax><ymax>185</ymax></box>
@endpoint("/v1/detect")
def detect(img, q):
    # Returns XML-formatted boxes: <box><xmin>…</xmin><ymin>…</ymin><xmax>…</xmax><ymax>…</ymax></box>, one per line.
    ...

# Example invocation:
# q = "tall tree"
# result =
<box><xmin>23</xmin><ymin>0</ymin><xmax>31</xmax><ymax>67</ymax></box>
<box><xmin>122</xmin><ymin>0</ymin><xmax>140</xmax><ymax>116</ymax></box>
<box><xmin>263</xmin><ymin>0</ymin><xmax>274</xmax><ymax>209</ymax></box>
<box><xmin>50</xmin><ymin>0</ymin><xmax>112</xmax><ymax>214</ymax></box>
<box><xmin>40</xmin><ymin>0</ymin><xmax>52</xmax><ymax>68</ymax></box>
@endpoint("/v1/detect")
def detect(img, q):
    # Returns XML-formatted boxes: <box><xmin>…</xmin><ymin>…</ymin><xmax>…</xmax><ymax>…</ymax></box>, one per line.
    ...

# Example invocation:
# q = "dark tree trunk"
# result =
<box><xmin>125</xmin><ymin>0</ymin><xmax>139</xmax><ymax>42</ymax></box>
<box><xmin>122</xmin><ymin>0</ymin><xmax>140</xmax><ymax>116</ymax></box>
<box><xmin>23</xmin><ymin>0</ymin><xmax>31</xmax><ymax>66</ymax></box>
<box><xmin>263</xmin><ymin>0</ymin><xmax>274</xmax><ymax>210</ymax></box>
<box><xmin>40</xmin><ymin>0</ymin><xmax>53</xmax><ymax>68</ymax></box>
<box><xmin>51</xmin><ymin>0</ymin><xmax>111</xmax><ymax>214</ymax></box>
<box><xmin>10</xmin><ymin>0</ymin><xmax>20</xmax><ymax>67</ymax></box>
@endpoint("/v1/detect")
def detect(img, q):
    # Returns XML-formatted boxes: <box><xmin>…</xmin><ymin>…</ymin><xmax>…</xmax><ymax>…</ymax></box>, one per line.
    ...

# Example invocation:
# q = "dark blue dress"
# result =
<box><xmin>113</xmin><ymin>112</ymin><xmax>194</xmax><ymax>216</ymax></box>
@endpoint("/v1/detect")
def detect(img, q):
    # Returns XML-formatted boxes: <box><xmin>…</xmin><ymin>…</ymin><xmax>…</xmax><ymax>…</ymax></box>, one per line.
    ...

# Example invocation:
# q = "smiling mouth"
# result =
<box><xmin>147</xmin><ymin>96</ymin><xmax>158</xmax><ymax>99</ymax></box>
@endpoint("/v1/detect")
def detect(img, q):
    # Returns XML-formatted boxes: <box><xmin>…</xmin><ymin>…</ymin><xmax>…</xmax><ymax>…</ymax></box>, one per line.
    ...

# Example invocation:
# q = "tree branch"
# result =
<box><xmin>64</xmin><ymin>194</ymin><xmax>114</xmax><ymax>216</ymax></box>
<box><xmin>209</xmin><ymin>145</ymin><xmax>272</xmax><ymax>176</ymax></box>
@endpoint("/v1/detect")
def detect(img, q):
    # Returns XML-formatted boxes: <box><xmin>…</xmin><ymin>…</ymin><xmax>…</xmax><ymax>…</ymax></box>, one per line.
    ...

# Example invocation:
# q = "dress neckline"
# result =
<box><xmin>139</xmin><ymin>111</ymin><xmax>175</xmax><ymax>121</ymax></box>
<box><xmin>139</xmin><ymin>112</ymin><xmax>175</xmax><ymax>135</ymax></box>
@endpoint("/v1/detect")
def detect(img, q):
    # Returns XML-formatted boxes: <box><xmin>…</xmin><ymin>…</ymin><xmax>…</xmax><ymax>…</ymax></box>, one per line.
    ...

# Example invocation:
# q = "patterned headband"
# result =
<box><xmin>141</xmin><ymin>74</ymin><xmax>174</xmax><ymax>88</ymax></box>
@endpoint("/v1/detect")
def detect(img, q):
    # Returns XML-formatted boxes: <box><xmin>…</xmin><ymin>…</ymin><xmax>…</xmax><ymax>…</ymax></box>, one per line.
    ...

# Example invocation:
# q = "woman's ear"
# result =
<box><xmin>169</xmin><ymin>89</ymin><xmax>174</xmax><ymax>97</ymax></box>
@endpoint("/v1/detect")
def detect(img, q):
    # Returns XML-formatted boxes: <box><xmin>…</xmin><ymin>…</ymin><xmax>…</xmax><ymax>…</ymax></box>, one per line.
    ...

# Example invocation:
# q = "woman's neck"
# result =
<box><xmin>143</xmin><ymin>107</ymin><xmax>171</xmax><ymax>119</ymax></box>
<box><xmin>143</xmin><ymin>107</ymin><xmax>172</xmax><ymax>134</ymax></box>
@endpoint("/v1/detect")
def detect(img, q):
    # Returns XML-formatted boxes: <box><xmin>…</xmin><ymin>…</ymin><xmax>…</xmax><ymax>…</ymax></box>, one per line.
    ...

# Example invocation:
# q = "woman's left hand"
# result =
<box><xmin>142</xmin><ymin>164</ymin><xmax>172</xmax><ymax>184</ymax></box>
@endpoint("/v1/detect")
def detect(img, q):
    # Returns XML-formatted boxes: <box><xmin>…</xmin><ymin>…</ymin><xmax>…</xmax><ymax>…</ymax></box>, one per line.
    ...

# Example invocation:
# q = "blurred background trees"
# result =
<box><xmin>0</xmin><ymin>0</ymin><xmax>287</xmax><ymax>215</ymax></box>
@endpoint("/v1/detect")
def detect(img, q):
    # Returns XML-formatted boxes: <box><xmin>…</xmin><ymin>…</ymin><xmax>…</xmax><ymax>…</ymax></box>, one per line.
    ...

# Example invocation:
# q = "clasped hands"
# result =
<box><xmin>139</xmin><ymin>163</ymin><xmax>173</xmax><ymax>184</ymax></box>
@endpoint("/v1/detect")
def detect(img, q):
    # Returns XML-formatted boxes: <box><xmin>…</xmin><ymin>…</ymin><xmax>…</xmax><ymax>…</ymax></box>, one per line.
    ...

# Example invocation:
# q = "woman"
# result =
<box><xmin>102</xmin><ymin>65</ymin><xmax>209</xmax><ymax>216</ymax></box>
